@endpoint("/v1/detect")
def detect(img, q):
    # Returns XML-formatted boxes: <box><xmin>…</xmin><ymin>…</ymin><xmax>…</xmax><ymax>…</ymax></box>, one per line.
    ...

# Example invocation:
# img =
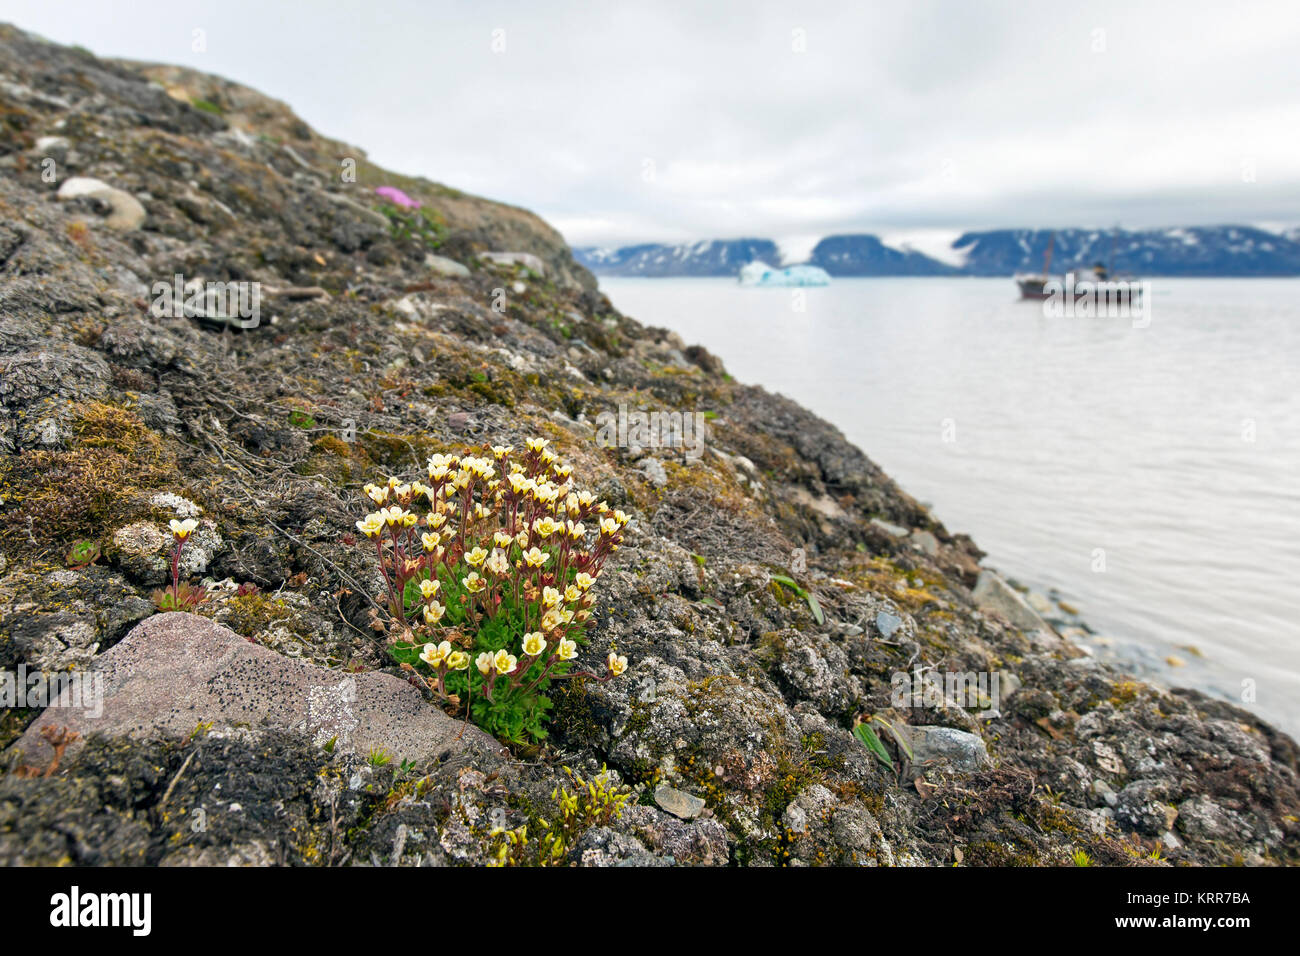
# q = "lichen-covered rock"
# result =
<box><xmin>14</xmin><ymin>613</ymin><xmax>502</xmax><ymax>768</ymax></box>
<box><xmin>907</xmin><ymin>726</ymin><xmax>992</xmax><ymax>772</ymax></box>
<box><xmin>1115</xmin><ymin>779</ymin><xmax>1180</xmax><ymax>836</ymax></box>
<box><xmin>0</xmin><ymin>567</ymin><xmax>154</xmax><ymax>671</ymax></box>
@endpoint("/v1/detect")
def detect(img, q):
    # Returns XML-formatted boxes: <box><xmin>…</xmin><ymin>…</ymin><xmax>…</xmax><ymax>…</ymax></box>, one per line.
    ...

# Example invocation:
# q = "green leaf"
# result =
<box><xmin>852</xmin><ymin>721</ymin><xmax>894</xmax><ymax>770</ymax></box>
<box><xmin>388</xmin><ymin>642</ymin><xmax>422</xmax><ymax>666</ymax></box>
<box><xmin>771</xmin><ymin>574</ymin><xmax>823</xmax><ymax>625</ymax></box>
<box><xmin>805</xmin><ymin>591</ymin><xmax>825</xmax><ymax>626</ymax></box>
<box><xmin>769</xmin><ymin>573</ymin><xmax>804</xmax><ymax>596</ymax></box>
<box><xmin>879</xmin><ymin>718</ymin><xmax>913</xmax><ymax>761</ymax></box>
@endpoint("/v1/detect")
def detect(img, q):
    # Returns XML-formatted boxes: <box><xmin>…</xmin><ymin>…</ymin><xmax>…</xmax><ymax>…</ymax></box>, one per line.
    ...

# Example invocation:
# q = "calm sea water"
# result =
<box><xmin>600</xmin><ymin>276</ymin><xmax>1300</xmax><ymax>737</ymax></box>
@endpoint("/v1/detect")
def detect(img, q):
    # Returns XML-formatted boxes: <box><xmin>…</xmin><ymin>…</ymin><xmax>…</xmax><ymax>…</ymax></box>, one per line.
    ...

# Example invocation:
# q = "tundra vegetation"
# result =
<box><xmin>354</xmin><ymin>440</ymin><xmax>628</xmax><ymax>742</ymax></box>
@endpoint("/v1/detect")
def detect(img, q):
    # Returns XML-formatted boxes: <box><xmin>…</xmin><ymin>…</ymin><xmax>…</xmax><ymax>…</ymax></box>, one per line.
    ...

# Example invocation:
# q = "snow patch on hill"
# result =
<box><xmin>775</xmin><ymin>235</ymin><xmax>821</xmax><ymax>266</ymax></box>
<box><xmin>879</xmin><ymin>229</ymin><xmax>969</xmax><ymax>268</ymax></box>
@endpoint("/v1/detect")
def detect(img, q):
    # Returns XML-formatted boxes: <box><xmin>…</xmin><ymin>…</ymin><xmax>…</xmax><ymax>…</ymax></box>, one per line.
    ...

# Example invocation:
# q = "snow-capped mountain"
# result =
<box><xmin>806</xmin><ymin>234</ymin><xmax>957</xmax><ymax>276</ymax></box>
<box><xmin>572</xmin><ymin>239</ymin><xmax>779</xmax><ymax>277</ymax></box>
<box><xmin>575</xmin><ymin>226</ymin><xmax>1300</xmax><ymax>277</ymax></box>
<box><xmin>952</xmin><ymin>226</ymin><xmax>1300</xmax><ymax>277</ymax></box>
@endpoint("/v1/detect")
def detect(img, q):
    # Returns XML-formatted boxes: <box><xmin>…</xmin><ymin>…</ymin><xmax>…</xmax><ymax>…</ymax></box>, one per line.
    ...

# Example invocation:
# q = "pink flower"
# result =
<box><xmin>374</xmin><ymin>186</ymin><xmax>421</xmax><ymax>210</ymax></box>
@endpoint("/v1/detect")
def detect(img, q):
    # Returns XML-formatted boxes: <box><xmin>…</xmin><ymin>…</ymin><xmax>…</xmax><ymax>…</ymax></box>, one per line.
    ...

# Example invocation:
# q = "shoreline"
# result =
<box><xmin>596</xmin><ymin>273</ymin><xmax>1300</xmax><ymax>740</ymax></box>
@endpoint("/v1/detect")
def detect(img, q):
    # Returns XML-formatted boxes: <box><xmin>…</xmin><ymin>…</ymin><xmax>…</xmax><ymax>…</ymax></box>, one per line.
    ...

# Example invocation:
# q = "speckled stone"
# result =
<box><xmin>654</xmin><ymin>784</ymin><xmax>705</xmax><ymax>820</ymax></box>
<box><xmin>16</xmin><ymin>612</ymin><xmax>501</xmax><ymax>766</ymax></box>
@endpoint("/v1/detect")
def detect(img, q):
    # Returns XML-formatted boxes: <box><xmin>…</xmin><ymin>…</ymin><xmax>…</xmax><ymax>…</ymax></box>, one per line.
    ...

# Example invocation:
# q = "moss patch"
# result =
<box><xmin>1</xmin><ymin>402</ymin><xmax>179</xmax><ymax>558</ymax></box>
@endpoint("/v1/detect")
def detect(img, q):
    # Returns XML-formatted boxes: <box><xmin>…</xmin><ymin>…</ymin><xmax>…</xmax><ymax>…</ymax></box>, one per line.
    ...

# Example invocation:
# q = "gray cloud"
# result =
<box><xmin>8</xmin><ymin>0</ymin><xmax>1299</xmax><ymax>246</ymax></box>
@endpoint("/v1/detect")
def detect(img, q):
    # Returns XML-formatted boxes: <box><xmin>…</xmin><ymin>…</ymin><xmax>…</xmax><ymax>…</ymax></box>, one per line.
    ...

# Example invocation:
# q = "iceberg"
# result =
<box><xmin>738</xmin><ymin>260</ymin><xmax>831</xmax><ymax>287</ymax></box>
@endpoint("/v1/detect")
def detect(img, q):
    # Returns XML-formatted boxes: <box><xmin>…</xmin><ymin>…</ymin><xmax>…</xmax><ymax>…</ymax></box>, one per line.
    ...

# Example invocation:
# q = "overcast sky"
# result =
<box><xmin>6</xmin><ymin>0</ymin><xmax>1300</xmax><ymax>254</ymax></box>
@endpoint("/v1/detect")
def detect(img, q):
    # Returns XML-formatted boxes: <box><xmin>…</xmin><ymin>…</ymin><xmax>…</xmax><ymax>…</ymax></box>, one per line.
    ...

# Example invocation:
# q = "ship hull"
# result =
<box><xmin>1017</xmin><ymin>275</ymin><xmax>1143</xmax><ymax>303</ymax></box>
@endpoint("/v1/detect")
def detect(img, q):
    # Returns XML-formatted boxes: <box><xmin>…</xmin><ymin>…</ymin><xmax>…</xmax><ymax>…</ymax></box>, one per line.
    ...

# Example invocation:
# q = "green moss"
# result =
<box><xmin>0</xmin><ymin>401</ymin><xmax>179</xmax><ymax>556</ymax></box>
<box><xmin>218</xmin><ymin>593</ymin><xmax>295</xmax><ymax>639</ymax></box>
<box><xmin>0</xmin><ymin>706</ymin><xmax>38</xmax><ymax>751</ymax></box>
<box><xmin>189</xmin><ymin>98</ymin><xmax>224</xmax><ymax>115</ymax></box>
<box><xmin>549</xmin><ymin>681</ymin><xmax>605</xmax><ymax>746</ymax></box>
<box><xmin>358</xmin><ymin>430</ymin><xmax>443</xmax><ymax>470</ymax></box>
<box><xmin>297</xmin><ymin>433</ymin><xmax>361</xmax><ymax>482</ymax></box>
<box><xmin>1109</xmin><ymin>680</ymin><xmax>1142</xmax><ymax>708</ymax></box>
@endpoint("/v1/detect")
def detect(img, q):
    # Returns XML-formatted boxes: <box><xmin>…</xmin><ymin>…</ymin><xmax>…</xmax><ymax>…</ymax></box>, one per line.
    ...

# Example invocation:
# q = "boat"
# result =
<box><xmin>1015</xmin><ymin>233</ymin><xmax>1055</xmax><ymax>299</ymax></box>
<box><xmin>1016</xmin><ymin>231</ymin><xmax>1142</xmax><ymax>304</ymax></box>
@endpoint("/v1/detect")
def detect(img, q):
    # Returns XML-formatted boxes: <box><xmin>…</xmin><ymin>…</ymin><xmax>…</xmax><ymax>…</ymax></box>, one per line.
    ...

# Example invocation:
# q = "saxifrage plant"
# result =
<box><xmin>151</xmin><ymin>517</ymin><xmax>208</xmax><ymax>612</ymax></box>
<box><xmin>354</xmin><ymin>438</ymin><xmax>629</xmax><ymax>743</ymax></box>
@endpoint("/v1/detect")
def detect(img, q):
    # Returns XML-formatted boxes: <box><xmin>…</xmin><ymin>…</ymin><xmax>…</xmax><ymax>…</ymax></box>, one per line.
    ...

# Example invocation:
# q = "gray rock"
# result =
<box><xmin>1026</xmin><ymin>591</ymin><xmax>1056</xmax><ymax>617</ymax></box>
<box><xmin>995</xmin><ymin>669</ymin><xmax>1022</xmax><ymax>702</ymax></box>
<box><xmin>160</xmin><ymin>843</ymin><xmax>277</xmax><ymax>867</ymax></box>
<box><xmin>1091</xmin><ymin>778</ymin><xmax>1119</xmax><ymax>807</ymax></box>
<box><xmin>320</xmin><ymin>189</ymin><xmax>390</xmax><ymax>228</ymax></box>
<box><xmin>2</xmin><ymin>567</ymin><xmax>154</xmax><ymax>671</ymax></box>
<box><xmin>56</xmin><ymin>176</ymin><xmax>147</xmax><ymax>231</ymax></box>
<box><xmin>653</xmin><ymin>784</ymin><xmax>706</xmax><ymax>820</ymax></box>
<box><xmin>109</xmin><ymin>521</ymin><xmax>171</xmax><ymax>584</ymax></box>
<box><xmin>972</xmin><ymin>570</ymin><xmax>1051</xmax><ymax>632</ymax></box>
<box><xmin>1115</xmin><ymin>780</ymin><xmax>1179</xmax><ymax>836</ymax></box>
<box><xmin>34</xmin><ymin>134</ymin><xmax>71</xmax><ymax>156</ymax></box>
<box><xmin>15</xmin><ymin>612</ymin><xmax>502</xmax><ymax>767</ymax></box>
<box><xmin>780</xmin><ymin>783</ymin><xmax>887</xmax><ymax>865</ymax></box>
<box><xmin>870</xmin><ymin>517</ymin><xmax>909</xmax><ymax>538</ymax></box>
<box><xmin>620</xmin><ymin>805</ymin><xmax>729</xmax><ymax>864</ymax></box>
<box><xmin>773</xmin><ymin>630</ymin><xmax>861</xmax><ymax>717</ymax></box>
<box><xmin>636</xmin><ymin>456</ymin><xmax>668</xmax><ymax>487</ymax></box>
<box><xmin>479</xmin><ymin>251</ymin><xmax>546</xmax><ymax>276</ymax></box>
<box><xmin>425</xmin><ymin>253</ymin><xmax>470</xmax><ymax>278</ymax></box>
<box><xmin>570</xmin><ymin>826</ymin><xmax>666</xmax><ymax>866</ymax></box>
<box><xmin>0</xmin><ymin>345</ymin><xmax>111</xmax><ymax>413</ymax></box>
<box><xmin>910</xmin><ymin>529</ymin><xmax>940</xmax><ymax>556</ymax></box>
<box><xmin>906</xmin><ymin>725</ymin><xmax>991</xmax><ymax>772</ymax></box>
<box><xmin>875</xmin><ymin>610</ymin><xmax>904</xmax><ymax>639</ymax></box>
<box><xmin>1177</xmin><ymin>795</ymin><xmax>1246</xmax><ymax>842</ymax></box>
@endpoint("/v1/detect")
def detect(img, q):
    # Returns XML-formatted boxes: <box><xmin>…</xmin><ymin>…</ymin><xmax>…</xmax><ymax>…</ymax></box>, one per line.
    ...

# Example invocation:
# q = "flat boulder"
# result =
<box><xmin>425</xmin><ymin>253</ymin><xmax>471</xmax><ymax>278</ymax></box>
<box><xmin>56</xmin><ymin>176</ymin><xmax>147</xmax><ymax>231</ymax></box>
<box><xmin>14</xmin><ymin>612</ymin><xmax>502</xmax><ymax>767</ymax></box>
<box><xmin>972</xmin><ymin>570</ymin><xmax>1050</xmax><ymax>633</ymax></box>
<box><xmin>478</xmin><ymin>251</ymin><xmax>546</xmax><ymax>276</ymax></box>
<box><xmin>906</xmin><ymin>725</ymin><xmax>991</xmax><ymax>772</ymax></box>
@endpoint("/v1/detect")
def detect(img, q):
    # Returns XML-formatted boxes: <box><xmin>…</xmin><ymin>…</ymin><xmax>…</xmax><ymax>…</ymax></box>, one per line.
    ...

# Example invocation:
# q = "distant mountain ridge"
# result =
<box><xmin>807</xmin><ymin>234</ymin><xmax>958</xmax><ymax>276</ymax></box>
<box><xmin>577</xmin><ymin>239</ymin><xmax>779</xmax><ymax>277</ymax></box>
<box><xmin>575</xmin><ymin>225</ymin><xmax>1300</xmax><ymax>277</ymax></box>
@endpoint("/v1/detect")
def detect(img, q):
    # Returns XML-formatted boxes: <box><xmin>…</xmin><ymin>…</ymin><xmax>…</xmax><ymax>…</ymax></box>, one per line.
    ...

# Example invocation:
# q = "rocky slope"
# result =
<box><xmin>1</xmin><ymin>24</ymin><xmax>1297</xmax><ymax>867</ymax></box>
